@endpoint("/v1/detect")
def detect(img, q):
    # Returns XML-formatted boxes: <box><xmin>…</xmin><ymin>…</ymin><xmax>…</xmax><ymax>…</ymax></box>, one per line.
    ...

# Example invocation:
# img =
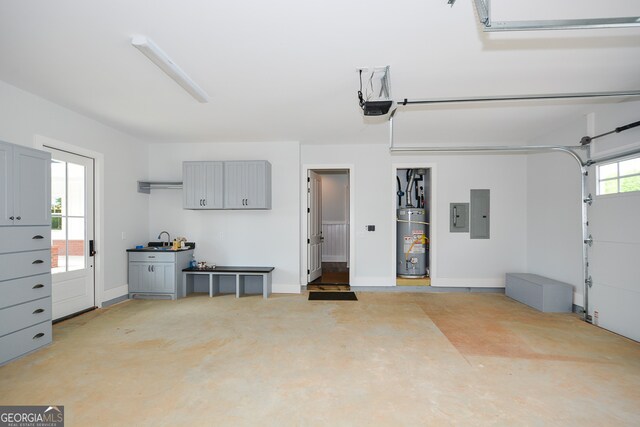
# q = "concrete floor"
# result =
<box><xmin>1</xmin><ymin>293</ymin><xmax>639</xmax><ymax>426</ymax></box>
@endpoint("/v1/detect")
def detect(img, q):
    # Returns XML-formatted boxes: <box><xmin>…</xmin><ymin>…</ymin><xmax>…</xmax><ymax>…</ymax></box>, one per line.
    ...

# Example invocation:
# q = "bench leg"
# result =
<box><xmin>236</xmin><ymin>274</ymin><xmax>244</xmax><ymax>298</ymax></box>
<box><xmin>262</xmin><ymin>273</ymin><xmax>272</xmax><ymax>299</ymax></box>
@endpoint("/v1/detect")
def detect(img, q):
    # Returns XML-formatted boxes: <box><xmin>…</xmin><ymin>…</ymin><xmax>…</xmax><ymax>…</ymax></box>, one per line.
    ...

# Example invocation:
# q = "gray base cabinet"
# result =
<box><xmin>128</xmin><ymin>250</ymin><xmax>193</xmax><ymax>299</ymax></box>
<box><xmin>0</xmin><ymin>141</ymin><xmax>51</xmax><ymax>366</ymax></box>
<box><xmin>182</xmin><ymin>160</ymin><xmax>271</xmax><ymax>210</ymax></box>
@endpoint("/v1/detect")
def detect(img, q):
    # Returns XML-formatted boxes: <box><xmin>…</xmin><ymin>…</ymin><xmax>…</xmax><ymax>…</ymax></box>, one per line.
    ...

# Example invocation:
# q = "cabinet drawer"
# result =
<box><xmin>0</xmin><ymin>274</ymin><xmax>51</xmax><ymax>309</ymax></box>
<box><xmin>0</xmin><ymin>297</ymin><xmax>51</xmax><ymax>337</ymax></box>
<box><xmin>0</xmin><ymin>250</ymin><xmax>51</xmax><ymax>281</ymax></box>
<box><xmin>0</xmin><ymin>321</ymin><xmax>52</xmax><ymax>365</ymax></box>
<box><xmin>0</xmin><ymin>226</ymin><xmax>51</xmax><ymax>254</ymax></box>
<box><xmin>129</xmin><ymin>252</ymin><xmax>175</xmax><ymax>262</ymax></box>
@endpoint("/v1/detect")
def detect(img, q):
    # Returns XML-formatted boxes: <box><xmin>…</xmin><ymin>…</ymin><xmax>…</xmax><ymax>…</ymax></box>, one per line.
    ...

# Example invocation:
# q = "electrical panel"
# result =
<box><xmin>449</xmin><ymin>203</ymin><xmax>469</xmax><ymax>233</ymax></box>
<box><xmin>470</xmin><ymin>189</ymin><xmax>490</xmax><ymax>239</ymax></box>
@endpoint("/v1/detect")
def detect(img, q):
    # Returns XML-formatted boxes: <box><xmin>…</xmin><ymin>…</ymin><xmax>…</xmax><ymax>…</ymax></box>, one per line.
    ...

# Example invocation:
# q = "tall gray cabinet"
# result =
<box><xmin>0</xmin><ymin>141</ymin><xmax>52</xmax><ymax>365</ymax></box>
<box><xmin>183</xmin><ymin>160</ymin><xmax>271</xmax><ymax>210</ymax></box>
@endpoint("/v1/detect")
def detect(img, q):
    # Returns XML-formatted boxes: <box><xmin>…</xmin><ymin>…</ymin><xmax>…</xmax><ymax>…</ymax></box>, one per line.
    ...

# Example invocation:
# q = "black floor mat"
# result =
<box><xmin>308</xmin><ymin>291</ymin><xmax>358</xmax><ymax>301</ymax></box>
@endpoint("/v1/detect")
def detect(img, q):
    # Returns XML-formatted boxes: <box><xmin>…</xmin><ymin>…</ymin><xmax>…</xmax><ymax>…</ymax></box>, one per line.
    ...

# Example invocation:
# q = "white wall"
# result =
<box><xmin>302</xmin><ymin>144</ymin><xmax>528</xmax><ymax>287</ymax></box>
<box><xmin>320</xmin><ymin>173</ymin><xmax>348</xmax><ymax>223</ymax></box>
<box><xmin>526</xmin><ymin>116</ymin><xmax>585</xmax><ymax>305</ymax></box>
<box><xmin>0</xmin><ymin>80</ymin><xmax>149</xmax><ymax>302</ymax></box>
<box><xmin>146</xmin><ymin>141</ymin><xmax>300</xmax><ymax>293</ymax></box>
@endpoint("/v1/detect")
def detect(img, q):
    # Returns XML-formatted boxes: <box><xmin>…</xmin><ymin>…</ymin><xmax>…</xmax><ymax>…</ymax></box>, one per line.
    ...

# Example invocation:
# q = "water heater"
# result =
<box><xmin>397</xmin><ymin>208</ymin><xmax>428</xmax><ymax>278</ymax></box>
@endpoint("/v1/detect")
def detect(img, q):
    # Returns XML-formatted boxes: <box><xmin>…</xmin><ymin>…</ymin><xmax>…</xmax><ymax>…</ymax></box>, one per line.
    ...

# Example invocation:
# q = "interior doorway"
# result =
<box><xmin>47</xmin><ymin>147</ymin><xmax>96</xmax><ymax>320</ymax></box>
<box><xmin>307</xmin><ymin>169</ymin><xmax>350</xmax><ymax>286</ymax></box>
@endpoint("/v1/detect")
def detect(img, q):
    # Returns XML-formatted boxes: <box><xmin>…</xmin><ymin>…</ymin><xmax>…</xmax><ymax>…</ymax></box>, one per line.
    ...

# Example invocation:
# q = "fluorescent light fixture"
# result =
<box><xmin>131</xmin><ymin>35</ymin><xmax>209</xmax><ymax>103</ymax></box>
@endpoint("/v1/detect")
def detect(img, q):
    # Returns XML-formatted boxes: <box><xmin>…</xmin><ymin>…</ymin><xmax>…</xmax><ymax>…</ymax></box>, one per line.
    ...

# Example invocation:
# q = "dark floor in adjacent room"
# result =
<box><xmin>309</xmin><ymin>262</ymin><xmax>349</xmax><ymax>285</ymax></box>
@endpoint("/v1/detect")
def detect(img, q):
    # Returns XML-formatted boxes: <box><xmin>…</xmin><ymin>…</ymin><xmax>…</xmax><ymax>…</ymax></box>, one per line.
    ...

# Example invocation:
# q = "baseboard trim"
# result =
<box><xmin>349</xmin><ymin>286</ymin><xmax>505</xmax><ymax>293</ymax></box>
<box><xmin>103</xmin><ymin>294</ymin><xmax>129</xmax><ymax>307</ymax></box>
<box><xmin>272</xmin><ymin>284</ymin><xmax>301</xmax><ymax>294</ymax></box>
<box><xmin>100</xmin><ymin>284</ymin><xmax>128</xmax><ymax>307</ymax></box>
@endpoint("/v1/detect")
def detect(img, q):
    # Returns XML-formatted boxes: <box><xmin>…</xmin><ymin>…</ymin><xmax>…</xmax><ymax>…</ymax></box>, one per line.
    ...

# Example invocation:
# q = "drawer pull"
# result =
<box><xmin>33</xmin><ymin>308</ymin><xmax>45</xmax><ymax>314</ymax></box>
<box><xmin>33</xmin><ymin>333</ymin><xmax>45</xmax><ymax>340</ymax></box>
<box><xmin>32</xmin><ymin>235</ymin><xmax>45</xmax><ymax>239</ymax></box>
<box><xmin>33</xmin><ymin>284</ymin><xmax>45</xmax><ymax>289</ymax></box>
<box><xmin>32</xmin><ymin>260</ymin><xmax>44</xmax><ymax>264</ymax></box>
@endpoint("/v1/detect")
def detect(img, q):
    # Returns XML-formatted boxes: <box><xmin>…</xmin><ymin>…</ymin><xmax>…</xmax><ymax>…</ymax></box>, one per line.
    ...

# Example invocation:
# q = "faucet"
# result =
<box><xmin>158</xmin><ymin>231</ymin><xmax>171</xmax><ymax>247</ymax></box>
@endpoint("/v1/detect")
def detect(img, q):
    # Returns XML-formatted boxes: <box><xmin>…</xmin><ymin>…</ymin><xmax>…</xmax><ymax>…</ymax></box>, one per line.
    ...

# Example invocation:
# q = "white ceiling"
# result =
<box><xmin>0</xmin><ymin>0</ymin><xmax>639</xmax><ymax>145</ymax></box>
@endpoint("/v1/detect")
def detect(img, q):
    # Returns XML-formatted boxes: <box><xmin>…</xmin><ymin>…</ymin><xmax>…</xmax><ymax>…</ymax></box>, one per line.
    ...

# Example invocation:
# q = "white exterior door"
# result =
<box><xmin>307</xmin><ymin>170</ymin><xmax>322</xmax><ymax>282</ymax></box>
<box><xmin>48</xmin><ymin>148</ymin><xmax>95</xmax><ymax>320</ymax></box>
<box><xmin>588</xmin><ymin>157</ymin><xmax>640</xmax><ymax>341</ymax></box>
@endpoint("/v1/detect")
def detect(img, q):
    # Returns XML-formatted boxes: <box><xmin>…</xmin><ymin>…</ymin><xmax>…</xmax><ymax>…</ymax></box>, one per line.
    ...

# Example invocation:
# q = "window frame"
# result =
<box><xmin>596</xmin><ymin>154</ymin><xmax>640</xmax><ymax>197</ymax></box>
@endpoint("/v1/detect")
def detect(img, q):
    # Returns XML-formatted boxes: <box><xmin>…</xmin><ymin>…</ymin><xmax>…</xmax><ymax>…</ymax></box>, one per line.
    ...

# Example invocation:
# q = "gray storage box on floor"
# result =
<box><xmin>505</xmin><ymin>273</ymin><xmax>573</xmax><ymax>313</ymax></box>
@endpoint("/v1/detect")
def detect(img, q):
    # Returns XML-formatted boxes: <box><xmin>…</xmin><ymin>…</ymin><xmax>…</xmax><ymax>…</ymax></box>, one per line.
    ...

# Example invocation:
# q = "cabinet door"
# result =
<box><xmin>244</xmin><ymin>161</ymin><xmax>268</xmax><ymax>209</ymax></box>
<box><xmin>128</xmin><ymin>263</ymin><xmax>148</xmax><ymax>293</ymax></box>
<box><xmin>223</xmin><ymin>161</ymin><xmax>246</xmax><ymax>209</ymax></box>
<box><xmin>150</xmin><ymin>263</ymin><xmax>175</xmax><ymax>293</ymax></box>
<box><xmin>0</xmin><ymin>142</ymin><xmax>12</xmax><ymax>226</ymax></box>
<box><xmin>183</xmin><ymin>161</ymin><xmax>223</xmax><ymax>209</ymax></box>
<box><xmin>224</xmin><ymin>161</ymin><xmax>271</xmax><ymax>209</ymax></box>
<box><xmin>13</xmin><ymin>146</ymin><xmax>51</xmax><ymax>226</ymax></box>
<box><xmin>183</xmin><ymin>162</ymin><xmax>206</xmax><ymax>209</ymax></box>
<box><xmin>203</xmin><ymin>162</ymin><xmax>223</xmax><ymax>209</ymax></box>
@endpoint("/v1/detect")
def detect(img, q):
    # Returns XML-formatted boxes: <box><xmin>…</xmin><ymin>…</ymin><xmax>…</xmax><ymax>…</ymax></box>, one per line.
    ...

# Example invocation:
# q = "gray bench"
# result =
<box><xmin>182</xmin><ymin>266</ymin><xmax>274</xmax><ymax>299</ymax></box>
<box><xmin>505</xmin><ymin>273</ymin><xmax>573</xmax><ymax>313</ymax></box>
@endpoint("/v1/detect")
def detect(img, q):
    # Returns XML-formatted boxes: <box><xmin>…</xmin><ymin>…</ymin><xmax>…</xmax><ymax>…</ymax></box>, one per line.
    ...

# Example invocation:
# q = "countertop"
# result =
<box><xmin>127</xmin><ymin>242</ymin><xmax>195</xmax><ymax>252</ymax></box>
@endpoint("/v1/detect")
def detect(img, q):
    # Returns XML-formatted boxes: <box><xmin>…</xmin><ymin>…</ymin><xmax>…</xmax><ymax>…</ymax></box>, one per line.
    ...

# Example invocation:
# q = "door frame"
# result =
<box><xmin>301</xmin><ymin>164</ymin><xmax>354</xmax><ymax>287</ymax></box>
<box><xmin>34</xmin><ymin>135</ymin><xmax>108</xmax><ymax>307</ymax></box>
<box><xmin>391</xmin><ymin>163</ymin><xmax>438</xmax><ymax>286</ymax></box>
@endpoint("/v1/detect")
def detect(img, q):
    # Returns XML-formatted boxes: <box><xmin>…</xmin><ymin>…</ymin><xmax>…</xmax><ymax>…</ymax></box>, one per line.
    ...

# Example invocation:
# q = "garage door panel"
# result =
<box><xmin>590</xmin><ymin>283</ymin><xmax>640</xmax><ymax>342</ymax></box>
<box><xmin>590</xmin><ymin>196</ymin><xmax>640</xmax><ymax>244</ymax></box>
<box><xmin>590</xmin><ymin>242</ymin><xmax>640</xmax><ymax>293</ymax></box>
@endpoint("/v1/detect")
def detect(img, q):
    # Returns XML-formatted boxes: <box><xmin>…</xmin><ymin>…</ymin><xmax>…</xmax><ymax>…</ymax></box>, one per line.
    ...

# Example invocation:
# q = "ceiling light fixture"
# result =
<box><xmin>131</xmin><ymin>35</ymin><xmax>209</xmax><ymax>103</ymax></box>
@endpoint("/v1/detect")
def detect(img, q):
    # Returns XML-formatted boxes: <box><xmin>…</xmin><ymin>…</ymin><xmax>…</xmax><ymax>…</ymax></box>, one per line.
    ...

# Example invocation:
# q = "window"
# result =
<box><xmin>597</xmin><ymin>156</ymin><xmax>640</xmax><ymax>195</ymax></box>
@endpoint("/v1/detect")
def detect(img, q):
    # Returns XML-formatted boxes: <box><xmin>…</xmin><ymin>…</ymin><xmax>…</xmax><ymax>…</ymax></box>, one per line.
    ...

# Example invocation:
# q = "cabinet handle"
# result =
<box><xmin>33</xmin><ymin>333</ymin><xmax>45</xmax><ymax>340</ymax></box>
<box><xmin>33</xmin><ymin>308</ymin><xmax>45</xmax><ymax>314</ymax></box>
<box><xmin>203</xmin><ymin>199</ymin><xmax>206</xmax><ymax>206</ymax></box>
<box><xmin>32</xmin><ymin>260</ymin><xmax>44</xmax><ymax>264</ymax></box>
<box><xmin>9</xmin><ymin>216</ymin><xmax>14</xmax><ymax>220</ymax></box>
<box><xmin>32</xmin><ymin>235</ymin><xmax>45</xmax><ymax>239</ymax></box>
<box><xmin>147</xmin><ymin>265</ymin><xmax>150</xmax><ymax>272</ymax></box>
<box><xmin>148</xmin><ymin>256</ymin><xmax>155</xmax><ymax>259</ymax></box>
<box><xmin>199</xmin><ymin>199</ymin><xmax>203</xmax><ymax>206</ymax></box>
<box><xmin>32</xmin><ymin>284</ymin><xmax>44</xmax><ymax>289</ymax></box>
<box><xmin>151</xmin><ymin>265</ymin><xmax>155</xmax><ymax>272</ymax></box>
<box><xmin>16</xmin><ymin>216</ymin><xmax>21</xmax><ymax>220</ymax></box>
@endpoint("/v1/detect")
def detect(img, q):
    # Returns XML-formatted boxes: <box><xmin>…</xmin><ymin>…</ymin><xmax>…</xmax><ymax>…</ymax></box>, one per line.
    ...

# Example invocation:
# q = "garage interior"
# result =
<box><xmin>0</xmin><ymin>0</ymin><xmax>639</xmax><ymax>425</ymax></box>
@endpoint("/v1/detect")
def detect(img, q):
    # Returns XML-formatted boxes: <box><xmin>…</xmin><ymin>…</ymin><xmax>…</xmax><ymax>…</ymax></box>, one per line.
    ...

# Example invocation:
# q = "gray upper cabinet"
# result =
<box><xmin>183</xmin><ymin>161</ymin><xmax>223</xmax><ymax>209</ymax></box>
<box><xmin>224</xmin><ymin>161</ymin><xmax>271</xmax><ymax>210</ymax></box>
<box><xmin>182</xmin><ymin>160</ymin><xmax>271</xmax><ymax>210</ymax></box>
<box><xmin>0</xmin><ymin>141</ymin><xmax>51</xmax><ymax>226</ymax></box>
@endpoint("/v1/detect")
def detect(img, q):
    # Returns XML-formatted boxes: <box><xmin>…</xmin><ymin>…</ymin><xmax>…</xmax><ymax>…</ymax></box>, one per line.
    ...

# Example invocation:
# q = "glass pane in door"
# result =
<box><xmin>51</xmin><ymin>159</ymin><xmax>87</xmax><ymax>273</ymax></box>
